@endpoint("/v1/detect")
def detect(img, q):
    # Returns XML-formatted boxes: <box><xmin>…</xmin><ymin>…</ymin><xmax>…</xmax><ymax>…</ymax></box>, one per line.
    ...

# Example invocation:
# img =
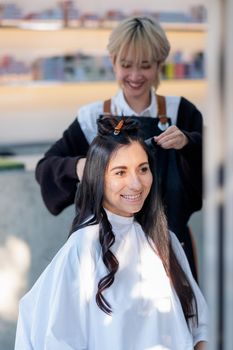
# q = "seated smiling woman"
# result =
<box><xmin>15</xmin><ymin>116</ymin><xmax>208</xmax><ymax>350</ymax></box>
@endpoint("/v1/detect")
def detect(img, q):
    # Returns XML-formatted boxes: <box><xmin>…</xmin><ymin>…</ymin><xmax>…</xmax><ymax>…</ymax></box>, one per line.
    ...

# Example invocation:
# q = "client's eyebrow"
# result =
<box><xmin>110</xmin><ymin>162</ymin><xmax>149</xmax><ymax>172</ymax></box>
<box><xmin>110</xmin><ymin>165</ymin><xmax>127</xmax><ymax>172</ymax></box>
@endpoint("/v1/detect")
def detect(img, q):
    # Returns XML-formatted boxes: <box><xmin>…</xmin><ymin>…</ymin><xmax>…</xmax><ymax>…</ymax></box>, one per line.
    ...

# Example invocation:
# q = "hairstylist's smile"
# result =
<box><xmin>127</xmin><ymin>80</ymin><xmax>144</xmax><ymax>89</ymax></box>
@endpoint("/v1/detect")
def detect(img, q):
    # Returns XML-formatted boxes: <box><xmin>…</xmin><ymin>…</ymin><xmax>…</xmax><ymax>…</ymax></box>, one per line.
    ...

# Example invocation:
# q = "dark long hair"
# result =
<box><xmin>71</xmin><ymin>116</ymin><xmax>198</xmax><ymax>325</ymax></box>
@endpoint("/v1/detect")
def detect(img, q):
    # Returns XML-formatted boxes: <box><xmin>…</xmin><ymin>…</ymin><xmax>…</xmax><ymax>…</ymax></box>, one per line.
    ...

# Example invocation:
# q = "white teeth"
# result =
<box><xmin>122</xmin><ymin>194</ymin><xmax>141</xmax><ymax>200</ymax></box>
<box><xmin>127</xmin><ymin>81</ymin><xmax>143</xmax><ymax>88</ymax></box>
<box><xmin>129</xmin><ymin>82</ymin><xmax>143</xmax><ymax>88</ymax></box>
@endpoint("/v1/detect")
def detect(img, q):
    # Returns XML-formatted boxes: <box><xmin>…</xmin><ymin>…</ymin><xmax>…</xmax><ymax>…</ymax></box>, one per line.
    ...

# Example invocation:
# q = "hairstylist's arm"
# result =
<box><xmin>76</xmin><ymin>157</ymin><xmax>86</xmax><ymax>181</ymax></box>
<box><xmin>35</xmin><ymin>119</ymin><xmax>89</xmax><ymax>215</ymax></box>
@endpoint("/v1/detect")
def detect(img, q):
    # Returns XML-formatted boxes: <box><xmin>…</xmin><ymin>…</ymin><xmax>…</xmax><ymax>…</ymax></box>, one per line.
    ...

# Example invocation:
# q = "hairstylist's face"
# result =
<box><xmin>112</xmin><ymin>51</ymin><xmax>159</xmax><ymax>108</ymax></box>
<box><xmin>103</xmin><ymin>141</ymin><xmax>153</xmax><ymax>217</ymax></box>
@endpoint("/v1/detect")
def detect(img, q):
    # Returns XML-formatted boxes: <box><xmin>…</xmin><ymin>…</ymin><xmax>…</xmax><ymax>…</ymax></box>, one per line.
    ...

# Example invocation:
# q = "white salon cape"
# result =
<box><xmin>15</xmin><ymin>211</ymin><xmax>208</xmax><ymax>350</ymax></box>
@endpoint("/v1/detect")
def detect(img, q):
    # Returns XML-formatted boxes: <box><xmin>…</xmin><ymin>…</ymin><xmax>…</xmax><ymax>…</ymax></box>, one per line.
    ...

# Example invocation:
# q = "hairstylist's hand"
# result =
<box><xmin>194</xmin><ymin>341</ymin><xmax>207</xmax><ymax>350</ymax></box>
<box><xmin>154</xmin><ymin>125</ymin><xmax>188</xmax><ymax>150</ymax></box>
<box><xmin>76</xmin><ymin>158</ymin><xmax>86</xmax><ymax>181</ymax></box>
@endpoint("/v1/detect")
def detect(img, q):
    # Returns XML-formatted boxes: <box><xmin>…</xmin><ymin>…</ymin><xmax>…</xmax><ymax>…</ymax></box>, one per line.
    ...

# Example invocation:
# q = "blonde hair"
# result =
<box><xmin>107</xmin><ymin>16</ymin><xmax>170</xmax><ymax>89</ymax></box>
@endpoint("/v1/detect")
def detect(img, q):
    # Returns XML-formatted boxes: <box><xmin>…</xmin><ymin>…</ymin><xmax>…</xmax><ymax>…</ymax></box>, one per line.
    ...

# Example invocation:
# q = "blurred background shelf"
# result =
<box><xmin>0</xmin><ymin>157</ymin><xmax>25</xmax><ymax>170</ymax></box>
<box><xmin>0</xmin><ymin>25</ymin><xmax>207</xmax><ymax>58</ymax></box>
<box><xmin>0</xmin><ymin>20</ymin><xmax>207</xmax><ymax>30</ymax></box>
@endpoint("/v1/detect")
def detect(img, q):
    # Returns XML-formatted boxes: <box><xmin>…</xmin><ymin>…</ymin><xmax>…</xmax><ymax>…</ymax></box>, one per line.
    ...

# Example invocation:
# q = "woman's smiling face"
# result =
<box><xmin>103</xmin><ymin>141</ymin><xmax>153</xmax><ymax>217</ymax></box>
<box><xmin>112</xmin><ymin>50</ymin><xmax>159</xmax><ymax>108</ymax></box>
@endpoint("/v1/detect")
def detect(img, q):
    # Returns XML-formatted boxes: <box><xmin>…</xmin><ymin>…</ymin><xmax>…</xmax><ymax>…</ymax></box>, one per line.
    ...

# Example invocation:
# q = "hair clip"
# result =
<box><xmin>159</xmin><ymin>115</ymin><xmax>169</xmax><ymax>125</ymax></box>
<box><xmin>114</xmin><ymin>119</ymin><xmax>124</xmax><ymax>135</ymax></box>
<box><xmin>158</xmin><ymin>115</ymin><xmax>170</xmax><ymax>131</ymax></box>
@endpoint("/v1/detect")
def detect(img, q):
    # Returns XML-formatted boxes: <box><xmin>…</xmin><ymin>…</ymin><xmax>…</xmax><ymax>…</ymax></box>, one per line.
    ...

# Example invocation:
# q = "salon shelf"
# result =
<box><xmin>0</xmin><ymin>157</ymin><xmax>25</xmax><ymax>171</ymax></box>
<box><xmin>0</xmin><ymin>20</ymin><xmax>207</xmax><ymax>32</ymax></box>
<box><xmin>0</xmin><ymin>25</ymin><xmax>207</xmax><ymax>59</ymax></box>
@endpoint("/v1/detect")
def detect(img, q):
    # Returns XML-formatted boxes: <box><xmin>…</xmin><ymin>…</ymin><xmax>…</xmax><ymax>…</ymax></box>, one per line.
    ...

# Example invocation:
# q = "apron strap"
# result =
<box><xmin>156</xmin><ymin>94</ymin><xmax>169</xmax><ymax>125</ymax></box>
<box><xmin>103</xmin><ymin>94</ymin><xmax>168</xmax><ymax>121</ymax></box>
<box><xmin>103</xmin><ymin>99</ymin><xmax>112</xmax><ymax>115</ymax></box>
